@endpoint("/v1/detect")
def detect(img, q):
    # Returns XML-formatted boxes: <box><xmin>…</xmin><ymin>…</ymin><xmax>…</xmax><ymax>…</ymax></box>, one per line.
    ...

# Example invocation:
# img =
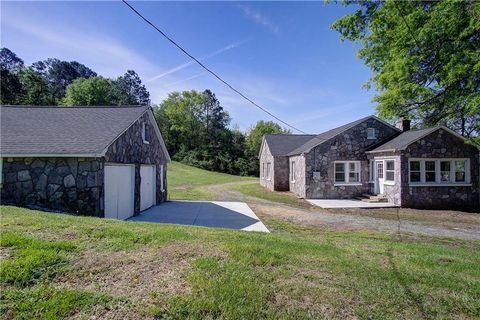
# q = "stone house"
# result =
<box><xmin>0</xmin><ymin>105</ymin><xmax>170</xmax><ymax>219</ymax></box>
<box><xmin>259</xmin><ymin>115</ymin><xmax>479</xmax><ymax>211</ymax></box>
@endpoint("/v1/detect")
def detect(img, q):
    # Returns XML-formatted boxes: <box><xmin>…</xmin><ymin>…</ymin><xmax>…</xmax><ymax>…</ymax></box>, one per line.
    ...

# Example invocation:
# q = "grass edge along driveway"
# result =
<box><xmin>1</xmin><ymin>205</ymin><xmax>479</xmax><ymax>319</ymax></box>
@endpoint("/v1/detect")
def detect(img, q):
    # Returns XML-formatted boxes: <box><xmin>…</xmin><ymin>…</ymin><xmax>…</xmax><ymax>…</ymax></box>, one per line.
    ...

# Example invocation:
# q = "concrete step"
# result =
<box><xmin>356</xmin><ymin>195</ymin><xmax>389</xmax><ymax>203</ymax></box>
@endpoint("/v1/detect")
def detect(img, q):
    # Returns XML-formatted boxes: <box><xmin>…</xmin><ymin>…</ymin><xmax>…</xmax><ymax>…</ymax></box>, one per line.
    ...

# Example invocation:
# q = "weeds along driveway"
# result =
<box><xmin>201</xmin><ymin>181</ymin><xmax>480</xmax><ymax>240</ymax></box>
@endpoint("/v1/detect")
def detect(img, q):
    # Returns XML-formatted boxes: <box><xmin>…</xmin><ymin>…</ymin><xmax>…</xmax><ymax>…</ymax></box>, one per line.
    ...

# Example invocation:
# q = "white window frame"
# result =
<box><xmin>385</xmin><ymin>160</ymin><xmax>395</xmax><ymax>183</ymax></box>
<box><xmin>142</xmin><ymin>122</ymin><xmax>149</xmax><ymax>144</ymax></box>
<box><xmin>290</xmin><ymin>161</ymin><xmax>295</xmax><ymax>183</ymax></box>
<box><xmin>367</xmin><ymin>128</ymin><xmax>376</xmax><ymax>139</ymax></box>
<box><xmin>334</xmin><ymin>161</ymin><xmax>362</xmax><ymax>186</ymax></box>
<box><xmin>368</xmin><ymin>160</ymin><xmax>375</xmax><ymax>182</ymax></box>
<box><xmin>266</xmin><ymin>162</ymin><xmax>271</xmax><ymax>181</ymax></box>
<box><xmin>261</xmin><ymin>163</ymin><xmax>265</xmax><ymax>179</ymax></box>
<box><xmin>408</xmin><ymin>158</ymin><xmax>471</xmax><ymax>186</ymax></box>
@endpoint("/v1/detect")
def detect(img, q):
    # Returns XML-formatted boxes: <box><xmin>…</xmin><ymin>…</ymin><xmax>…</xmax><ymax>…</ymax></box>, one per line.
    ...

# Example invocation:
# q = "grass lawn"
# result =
<box><xmin>231</xmin><ymin>183</ymin><xmax>311</xmax><ymax>208</ymax></box>
<box><xmin>168</xmin><ymin>161</ymin><xmax>255</xmax><ymax>200</ymax></box>
<box><xmin>1</xmin><ymin>205</ymin><xmax>479</xmax><ymax>319</ymax></box>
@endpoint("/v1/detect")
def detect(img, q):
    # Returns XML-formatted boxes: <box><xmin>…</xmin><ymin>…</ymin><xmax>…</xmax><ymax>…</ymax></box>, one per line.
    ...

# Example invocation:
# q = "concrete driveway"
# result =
<box><xmin>129</xmin><ymin>200</ymin><xmax>269</xmax><ymax>232</ymax></box>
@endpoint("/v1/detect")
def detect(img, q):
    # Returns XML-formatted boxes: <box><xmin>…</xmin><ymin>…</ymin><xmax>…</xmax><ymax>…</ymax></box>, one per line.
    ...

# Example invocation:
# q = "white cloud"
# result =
<box><xmin>237</xmin><ymin>4</ymin><xmax>279</xmax><ymax>34</ymax></box>
<box><xmin>1</xmin><ymin>12</ymin><xmax>159</xmax><ymax>79</ymax></box>
<box><xmin>145</xmin><ymin>39</ymin><xmax>250</xmax><ymax>83</ymax></box>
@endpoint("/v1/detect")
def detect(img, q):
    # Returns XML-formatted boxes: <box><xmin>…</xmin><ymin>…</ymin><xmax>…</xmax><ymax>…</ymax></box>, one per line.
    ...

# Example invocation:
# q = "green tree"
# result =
<box><xmin>331</xmin><ymin>0</ymin><xmax>480</xmax><ymax>139</ymax></box>
<box><xmin>32</xmin><ymin>58</ymin><xmax>96</xmax><ymax>104</ymax></box>
<box><xmin>246</xmin><ymin>120</ymin><xmax>289</xmax><ymax>157</ymax></box>
<box><xmin>113</xmin><ymin>70</ymin><xmax>150</xmax><ymax>105</ymax></box>
<box><xmin>62</xmin><ymin>77</ymin><xmax>117</xmax><ymax>106</ymax></box>
<box><xmin>0</xmin><ymin>48</ymin><xmax>24</xmax><ymax>104</ymax></box>
<box><xmin>17</xmin><ymin>67</ymin><xmax>51</xmax><ymax>105</ymax></box>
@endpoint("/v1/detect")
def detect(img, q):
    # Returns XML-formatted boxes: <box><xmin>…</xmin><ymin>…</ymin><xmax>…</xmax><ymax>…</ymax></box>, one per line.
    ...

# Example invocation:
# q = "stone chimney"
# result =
<box><xmin>395</xmin><ymin>117</ymin><xmax>411</xmax><ymax>132</ymax></box>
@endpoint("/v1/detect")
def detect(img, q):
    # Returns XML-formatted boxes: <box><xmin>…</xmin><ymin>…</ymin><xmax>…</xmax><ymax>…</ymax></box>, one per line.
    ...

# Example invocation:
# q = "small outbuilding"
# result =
<box><xmin>0</xmin><ymin>105</ymin><xmax>170</xmax><ymax>219</ymax></box>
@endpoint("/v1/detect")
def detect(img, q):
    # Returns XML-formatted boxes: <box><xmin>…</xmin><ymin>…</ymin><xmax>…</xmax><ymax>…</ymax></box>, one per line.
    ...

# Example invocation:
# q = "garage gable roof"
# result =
<box><xmin>0</xmin><ymin>105</ymin><xmax>165</xmax><ymax>157</ymax></box>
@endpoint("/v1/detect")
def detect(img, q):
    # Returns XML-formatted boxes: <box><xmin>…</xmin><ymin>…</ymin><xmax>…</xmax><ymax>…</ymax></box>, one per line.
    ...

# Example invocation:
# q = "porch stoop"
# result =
<box><xmin>356</xmin><ymin>194</ymin><xmax>389</xmax><ymax>203</ymax></box>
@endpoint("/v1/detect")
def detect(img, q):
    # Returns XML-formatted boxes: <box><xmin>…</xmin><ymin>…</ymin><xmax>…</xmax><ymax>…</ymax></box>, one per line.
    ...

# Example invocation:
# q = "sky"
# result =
<box><xmin>1</xmin><ymin>1</ymin><xmax>375</xmax><ymax>134</ymax></box>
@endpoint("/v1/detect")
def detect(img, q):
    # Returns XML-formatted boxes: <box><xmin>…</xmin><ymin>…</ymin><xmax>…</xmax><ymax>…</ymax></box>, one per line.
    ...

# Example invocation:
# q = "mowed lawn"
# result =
<box><xmin>168</xmin><ymin>161</ymin><xmax>256</xmax><ymax>200</ymax></box>
<box><xmin>1</xmin><ymin>205</ymin><xmax>480</xmax><ymax>319</ymax></box>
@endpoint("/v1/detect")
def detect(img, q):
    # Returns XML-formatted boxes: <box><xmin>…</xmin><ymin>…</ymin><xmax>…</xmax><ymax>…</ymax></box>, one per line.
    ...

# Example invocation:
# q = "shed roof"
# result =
<box><xmin>368</xmin><ymin>127</ymin><xmax>439</xmax><ymax>153</ymax></box>
<box><xmin>0</xmin><ymin>105</ymin><xmax>150</xmax><ymax>156</ymax></box>
<box><xmin>263</xmin><ymin>134</ymin><xmax>317</xmax><ymax>156</ymax></box>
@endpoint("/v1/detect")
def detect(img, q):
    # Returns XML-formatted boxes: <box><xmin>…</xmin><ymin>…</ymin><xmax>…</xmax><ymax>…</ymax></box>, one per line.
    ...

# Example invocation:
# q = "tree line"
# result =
<box><xmin>0</xmin><ymin>48</ymin><xmax>149</xmax><ymax>106</ymax></box>
<box><xmin>0</xmin><ymin>47</ymin><xmax>287</xmax><ymax>176</ymax></box>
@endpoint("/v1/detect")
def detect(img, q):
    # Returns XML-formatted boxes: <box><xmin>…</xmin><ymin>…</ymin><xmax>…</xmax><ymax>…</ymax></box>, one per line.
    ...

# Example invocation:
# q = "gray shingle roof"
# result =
<box><xmin>264</xmin><ymin>134</ymin><xmax>317</xmax><ymax>156</ymax></box>
<box><xmin>1</xmin><ymin>105</ymin><xmax>149</xmax><ymax>156</ymax></box>
<box><xmin>287</xmin><ymin>116</ymin><xmax>386</xmax><ymax>156</ymax></box>
<box><xmin>368</xmin><ymin>127</ymin><xmax>439</xmax><ymax>152</ymax></box>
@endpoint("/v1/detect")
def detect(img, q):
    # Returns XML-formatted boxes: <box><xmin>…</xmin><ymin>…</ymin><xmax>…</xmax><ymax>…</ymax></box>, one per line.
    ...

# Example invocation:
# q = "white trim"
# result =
<box><xmin>366</xmin><ymin>149</ymin><xmax>397</xmax><ymax>154</ymax></box>
<box><xmin>266</xmin><ymin>162</ymin><xmax>271</xmax><ymax>181</ymax></box>
<box><xmin>385</xmin><ymin>159</ymin><xmax>395</xmax><ymax>182</ymax></box>
<box><xmin>334</xmin><ymin>183</ymin><xmax>362</xmax><ymax>186</ymax></box>
<box><xmin>409</xmin><ymin>183</ymin><xmax>472</xmax><ymax>187</ymax></box>
<box><xmin>408</xmin><ymin>158</ymin><xmax>471</xmax><ymax>185</ymax></box>
<box><xmin>334</xmin><ymin>160</ymin><xmax>361</xmax><ymax>185</ymax></box>
<box><xmin>367</xmin><ymin>127</ymin><xmax>376</xmax><ymax>139</ymax></box>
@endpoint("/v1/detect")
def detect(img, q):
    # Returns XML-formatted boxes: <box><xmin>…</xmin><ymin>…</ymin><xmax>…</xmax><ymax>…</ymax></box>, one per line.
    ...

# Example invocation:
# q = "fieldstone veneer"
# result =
<box><xmin>303</xmin><ymin>118</ymin><xmax>399</xmax><ymax>199</ymax></box>
<box><xmin>400</xmin><ymin>128</ymin><xmax>479</xmax><ymax>211</ymax></box>
<box><xmin>1</xmin><ymin>111</ymin><xmax>169</xmax><ymax>216</ymax></box>
<box><xmin>1</xmin><ymin>158</ymin><xmax>103</xmax><ymax>215</ymax></box>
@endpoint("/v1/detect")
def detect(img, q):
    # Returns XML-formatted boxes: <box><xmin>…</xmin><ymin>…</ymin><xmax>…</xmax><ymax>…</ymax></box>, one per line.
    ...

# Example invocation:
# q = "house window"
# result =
<box><xmin>367</xmin><ymin>128</ymin><xmax>376</xmax><ymax>139</ymax></box>
<box><xmin>409</xmin><ymin>161</ymin><xmax>421</xmax><ymax>182</ymax></box>
<box><xmin>142</xmin><ymin>122</ymin><xmax>149</xmax><ymax>144</ymax></box>
<box><xmin>290</xmin><ymin>161</ymin><xmax>295</xmax><ymax>182</ymax></box>
<box><xmin>335</xmin><ymin>163</ymin><xmax>345</xmax><ymax>182</ymax></box>
<box><xmin>266</xmin><ymin>162</ymin><xmax>271</xmax><ymax>180</ymax></box>
<box><xmin>455</xmin><ymin>160</ymin><xmax>466</xmax><ymax>182</ymax></box>
<box><xmin>385</xmin><ymin>160</ymin><xmax>395</xmax><ymax>181</ymax></box>
<box><xmin>334</xmin><ymin>161</ymin><xmax>361</xmax><ymax>184</ymax></box>
<box><xmin>440</xmin><ymin>161</ymin><xmax>450</xmax><ymax>182</ymax></box>
<box><xmin>377</xmin><ymin>162</ymin><xmax>384</xmax><ymax>179</ymax></box>
<box><xmin>262</xmin><ymin>163</ymin><xmax>265</xmax><ymax>179</ymax></box>
<box><xmin>425</xmin><ymin>161</ymin><xmax>436</xmax><ymax>182</ymax></box>
<box><xmin>409</xmin><ymin>159</ymin><xmax>470</xmax><ymax>185</ymax></box>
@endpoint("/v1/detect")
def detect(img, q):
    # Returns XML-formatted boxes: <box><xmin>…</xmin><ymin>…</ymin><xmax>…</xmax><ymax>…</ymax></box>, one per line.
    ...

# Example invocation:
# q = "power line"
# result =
<box><xmin>122</xmin><ymin>0</ymin><xmax>306</xmax><ymax>134</ymax></box>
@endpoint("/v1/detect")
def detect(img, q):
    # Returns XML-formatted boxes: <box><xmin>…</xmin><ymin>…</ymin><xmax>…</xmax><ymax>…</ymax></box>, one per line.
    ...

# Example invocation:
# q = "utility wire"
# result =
<box><xmin>122</xmin><ymin>0</ymin><xmax>306</xmax><ymax>134</ymax></box>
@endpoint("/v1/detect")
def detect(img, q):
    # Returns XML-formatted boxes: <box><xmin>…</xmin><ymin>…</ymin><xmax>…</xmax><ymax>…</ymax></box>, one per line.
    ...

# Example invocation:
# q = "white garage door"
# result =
<box><xmin>104</xmin><ymin>164</ymin><xmax>134</xmax><ymax>220</ymax></box>
<box><xmin>140</xmin><ymin>165</ymin><xmax>156</xmax><ymax>211</ymax></box>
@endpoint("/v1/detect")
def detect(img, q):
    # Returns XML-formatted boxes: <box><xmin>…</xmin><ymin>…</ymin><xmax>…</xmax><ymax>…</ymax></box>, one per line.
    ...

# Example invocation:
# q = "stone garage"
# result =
<box><xmin>0</xmin><ymin>105</ymin><xmax>170</xmax><ymax>219</ymax></box>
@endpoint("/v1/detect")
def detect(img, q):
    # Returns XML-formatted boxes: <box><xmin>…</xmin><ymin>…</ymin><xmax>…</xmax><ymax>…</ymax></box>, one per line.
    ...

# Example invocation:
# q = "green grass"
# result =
<box><xmin>168</xmin><ymin>161</ymin><xmax>255</xmax><ymax>200</ymax></box>
<box><xmin>231</xmin><ymin>183</ymin><xmax>311</xmax><ymax>208</ymax></box>
<box><xmin>1</xmin><ymin>205</ymin><xmax>479</xmax><ymax>319</ymax></box>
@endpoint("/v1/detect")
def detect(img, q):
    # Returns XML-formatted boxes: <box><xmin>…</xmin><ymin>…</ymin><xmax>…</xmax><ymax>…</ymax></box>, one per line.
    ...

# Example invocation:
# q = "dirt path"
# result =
<box><xmin>250</xmin><ymin>201</ymin><xmax>480</xmax><ymax>240</ymax></box>
<box><xmin>205</xmin><ymin>181</ymin><xmax>480</xmax><ymax>240</ymax></box>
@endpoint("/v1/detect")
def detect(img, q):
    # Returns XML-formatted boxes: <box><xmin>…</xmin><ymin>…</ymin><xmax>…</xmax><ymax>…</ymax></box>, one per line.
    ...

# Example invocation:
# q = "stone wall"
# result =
<box><xmin>1</xmin><ymin>157</ymin><xmax>103</xmax><ymax>215</ymax></box>
<box><xmin>289</xmin><ymin>155</ymin><xmax>306</xmax><ymax>198</ymax></box>
<box><xmin>259</xmin><ymin>141</ymin><xmax>275</xmax><ymax>191</ymax></box>
<box><xmin>304</xmin><ymin>118</ymin><xmax>399</xmax><ymax>199</ymax></box>
<box><xmin>104</xmin><ymin>111</ymin><xmax>169</xmax><ymax>214</ymax></box>
<box><xmin>400</xmin><ymin>128</ymin><xmax>479</xmax><ymax>211</ymax></box>
<box><xmin>1</xmin><ymin>109</ymin><xmax>170</xmax><ymax>217</ymax></box>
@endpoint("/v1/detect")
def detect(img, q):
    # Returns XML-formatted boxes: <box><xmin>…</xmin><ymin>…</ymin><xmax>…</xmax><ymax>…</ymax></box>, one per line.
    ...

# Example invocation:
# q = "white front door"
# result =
<box><xmin>104</xmin><ymin>164</ymin><xmax>135</xmax><ymax>220</ymax></box>
<box><xmin>140</xmin><ymin>165</ymin><xmax>156</xmax><ymax>211</ymax></box>
<box><xmin>375</xmin><ymin>161</ymin><xmax>385</xmax><ymax>195</ymax></box>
